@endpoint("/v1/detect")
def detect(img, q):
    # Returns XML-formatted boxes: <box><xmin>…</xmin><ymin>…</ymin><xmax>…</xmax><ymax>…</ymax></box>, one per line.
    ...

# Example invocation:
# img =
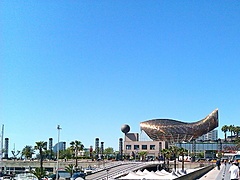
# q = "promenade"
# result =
<box><xmin>1</xmin><ymin>159</ymin><xmax>235</xmax><ymax>179</ymax></box>
<box><xmin>199</xmin><ymin>162</ymin><xmax>231</xmax><ymax>180</ymax></box>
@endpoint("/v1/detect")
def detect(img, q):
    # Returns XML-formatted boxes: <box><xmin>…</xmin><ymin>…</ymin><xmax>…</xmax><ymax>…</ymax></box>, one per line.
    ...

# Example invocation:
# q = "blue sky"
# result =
<box><xmin>1</xmin><ymin>1</ymin><xmax>240</xmax><ymax>153</ymax></box>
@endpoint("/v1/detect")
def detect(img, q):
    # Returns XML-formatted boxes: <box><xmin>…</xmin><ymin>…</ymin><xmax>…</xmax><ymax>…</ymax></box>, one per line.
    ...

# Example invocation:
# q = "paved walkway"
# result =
<box><xmin>199</xmin><ymin>163</ymin><xmax>231</xmax><ymax>180</ymax></box>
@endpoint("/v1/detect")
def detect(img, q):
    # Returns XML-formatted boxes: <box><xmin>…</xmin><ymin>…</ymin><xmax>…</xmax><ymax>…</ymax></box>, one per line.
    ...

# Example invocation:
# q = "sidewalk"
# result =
<box><xmin>198</xmin><ymin>163</ymin><xmax>230</xmax><ymax>180</ymax></box>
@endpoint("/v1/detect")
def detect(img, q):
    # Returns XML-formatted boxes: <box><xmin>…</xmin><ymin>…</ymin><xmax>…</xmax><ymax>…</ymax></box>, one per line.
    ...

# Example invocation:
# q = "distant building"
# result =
<box><xmin>175</xmin><ymin>141</ymin><xmax>236</xmax><ymax>159</ymax></box>
<box><xmin>196</xmin><ymin>130</ymin><xmax>218</xmax><ymax>141</ymax></box>
<box><xmin>53</xmin><ymin>142</ymin><xmax>66</xmax><ymax>153</ymax></box>
<box><xmin>123</xmin><ymin>132</ymin><xmax>167</xmax><ymax>159</ymax></box>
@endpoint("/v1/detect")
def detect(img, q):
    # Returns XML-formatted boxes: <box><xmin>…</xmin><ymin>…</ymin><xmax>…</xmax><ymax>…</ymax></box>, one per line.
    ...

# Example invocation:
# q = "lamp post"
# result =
<box><xmin>105</xmin><ymin>169</ymin><xmax>109</xmax><ymax>180</ymax></box>
<box><xmin>56</xmin><ymin>125</ymin><xmax>61</xmax><ymax>180</ymax></box>
<box><xmin>11</xmin><ymin>143</ymin><xmax>20</xmax><ymax>160</ymax></box>
<box><xmin>135</xmin><ymin>150</ymin><xmax>138</xmax><ymax>161</ymax></box>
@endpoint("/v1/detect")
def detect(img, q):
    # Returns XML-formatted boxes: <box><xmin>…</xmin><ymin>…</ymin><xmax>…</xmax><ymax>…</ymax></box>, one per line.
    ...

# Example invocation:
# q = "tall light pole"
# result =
<box><xmin>56</xmin><ymin>125</ymin><xmax>61</xmax><ymax>179</ymax></box>
<box><xmin>11</xmin><ymin>143</ymin><xmax>20</xmax><ymax>160</ymax></box>
<box><xmin>0</xmin><ymin>125</ymin><xmax>4</xmax><ymax>172</ymax></box>
<box><xmin>105</xmin><ymin>168</ymin><xmax>109</xmax><ymax>180</ymax></box>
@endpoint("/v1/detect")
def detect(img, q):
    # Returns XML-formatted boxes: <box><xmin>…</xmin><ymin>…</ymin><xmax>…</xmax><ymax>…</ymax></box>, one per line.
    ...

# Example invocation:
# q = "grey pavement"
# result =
<box><xmin>199</xmin><ymin>163</ymin><xmax>231</xmax><ymax>180</ymax></box>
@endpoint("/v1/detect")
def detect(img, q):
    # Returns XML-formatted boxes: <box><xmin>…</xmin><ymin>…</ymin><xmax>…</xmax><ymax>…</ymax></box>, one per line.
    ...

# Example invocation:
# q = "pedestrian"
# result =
<box><xmin>229</xmin><ymin>160</ymin><xmax>240</xmax><ymax>180</ymax></box>
<box><xmin>216</xmin><ymin>159</ymin><xmax>221</xmax><ymax>170</ymax></box>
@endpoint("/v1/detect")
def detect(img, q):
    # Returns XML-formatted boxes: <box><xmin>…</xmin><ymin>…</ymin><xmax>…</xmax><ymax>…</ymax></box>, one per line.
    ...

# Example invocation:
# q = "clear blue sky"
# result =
<box><xmin>1</xmin><ymin>1</ymin><xmax>240</xmax><ymax>153</ymax></box>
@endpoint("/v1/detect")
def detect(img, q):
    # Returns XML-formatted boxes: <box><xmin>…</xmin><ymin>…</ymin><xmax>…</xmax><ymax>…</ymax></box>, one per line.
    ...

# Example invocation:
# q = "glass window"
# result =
<box><xmin>126</xmin><ymin>145</ymin><xmax>131</xmax><ymax>150</ymax></box>
<box><xmin>142</xmin><ymin>145</ymin><xmax>147</xmax><ymax>150</ymax></box>
<box><xmin>134</xmin><ymin>145</ymin><xmax>139</xmax><ymax>150</ymax></box>
<box><xmin>150</xmin><ymin>145</ymin><xmax>155</xmax><ymax>150</ymax></box>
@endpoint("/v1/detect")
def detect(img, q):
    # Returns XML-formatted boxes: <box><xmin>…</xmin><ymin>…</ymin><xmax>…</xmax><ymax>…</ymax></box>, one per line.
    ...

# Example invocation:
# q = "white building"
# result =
<box><xmin>196</xmin><ymin>130</ymin><xmax>218</xmax><ymax>141</ymax></box>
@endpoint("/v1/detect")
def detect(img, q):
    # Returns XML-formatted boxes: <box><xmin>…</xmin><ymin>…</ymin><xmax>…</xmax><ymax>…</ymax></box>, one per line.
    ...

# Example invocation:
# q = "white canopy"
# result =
<box><xmin>136</xmin><ymin>170</ymin><xmax>145</xmax><ymax>176</ymax></box>
<box><xmin>142</xmin><ymin>169</ymin><xmax>150</xmax><ymax>175</ymax></box>
<box><xmin>143</xmin><ymin>171</ymin><xmax>166</xmax><ymax>179</ymax></box>
<box><xmin>119</xmin><ymin>168</ymin><xmax>192</xmax><ymax>180</ymax></box>
<box><xmin>160</xmin><ymin>169</ymin><xmax>171</xmax><ymax>175</ymax></box>
<box><xmin>155</xmin><ymin>170</ymin><xmax>168</xmax><ymax>176</ymax></box>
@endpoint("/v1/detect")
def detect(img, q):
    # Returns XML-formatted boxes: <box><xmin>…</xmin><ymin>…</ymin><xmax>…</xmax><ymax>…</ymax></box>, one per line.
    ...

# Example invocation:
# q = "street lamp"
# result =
<box><xmin>135</xmin><ymin>150</ymin><xmax>138</xmax><ymax>161</ymax></box>
<box><xmin>105</xmin><ymin>168</ymin><xmax>109</xmax><ymax>180</ymax></box>
<box><xmin>56</xmin><ymin>125</ymin><xmax>62</xmax><ymax>180</ymax></box>
<box><xmin>11</xmin><ymin>143</ymin><xmax>20</xmax><ymax>160</ymax></box>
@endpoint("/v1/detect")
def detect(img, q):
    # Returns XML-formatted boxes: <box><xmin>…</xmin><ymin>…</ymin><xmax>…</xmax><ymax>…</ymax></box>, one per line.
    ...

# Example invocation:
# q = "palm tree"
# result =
<box><xmin>65</xmin><ymin>164</ymin><xmax>75</xmax><ymax>177</ymax></box>
<box><xmin>31</xmin><ymin>167</ymin><xmax>46</xmax><ymax>180</ymax></box>
<box><xmin>60</xmin><ymin>148</ymin><xmax>73</xmax><ymax>160</ymax></box>
<box><xmin>34</xmin><ymin>141</ymin><xmax>47</xmax><ymax>173</ymax></box>
<box><xmin>138</xmin><ymin>151</ymin><xmax>148</xmax><ymax>161</ymax></box>
<box><xmin>229</xmin><ymin>125</ymin><xmax>234</xmax><ymax>141</ymax></box>
<box><xmin>70</xmin><ymin>140</ymin><xmax>84</xmax><ymax>168</ymax></box>
<box><xmin>221</xmin><ymin>125</ymin><xmax>228</xmax><ymax>142</ymax></box>
<box><xmin>178</xmin><ymin>147</ymin><xmax>188</xmax><ymax>172</ymax></box>
<box><xmin>44</xmin><ymin>149</ymin><xmax>54</xmax><ymax>160</ymax></box>
<box><xmin>234</xmin><ymin>126</ymin><xmax>240</xmax><ymax>139</ymax></box>
<box><xmin>169</xmin><ymin>146</ymin><xmax>179</xmax><ymax>172</ymax></box>
<box><xmin>21</xmin><ymin>145</ymin><xmax>35</xmax><ymax>160</ymax></box>
<box><xmin>161</xmin><ymin>148</ymin><xmax>171</xmax><ymax>171</ymax></box>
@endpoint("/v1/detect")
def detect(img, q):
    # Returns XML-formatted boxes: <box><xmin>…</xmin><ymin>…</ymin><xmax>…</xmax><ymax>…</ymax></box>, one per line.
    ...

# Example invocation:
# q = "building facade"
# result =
<box><xmin>175</xmin><ymin>141</ymin><xmax>237</xmax><ymax>159</ymax></box>
<box><xmin>53</xmin><ymin>141</ymin><xmax>66</xmax><ymax>153</ymax></box>
<box><xmin>196</xmin><ymin>130</ymin><xmax>218</xmax><ymax>141</ymax></box>
<box><xmin>123</xmin><ymin>133</ymin><xmax>167</xmax><ymax>159</ymax></box>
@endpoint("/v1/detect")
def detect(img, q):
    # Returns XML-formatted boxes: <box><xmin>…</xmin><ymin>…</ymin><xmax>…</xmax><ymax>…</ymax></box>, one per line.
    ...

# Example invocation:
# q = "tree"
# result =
<box><xmin>161</xmin><ymin>148</ymin><xmax>171</xmax><ymax>171</ymax></box>
<box><xmin>197</xmin><ymin>152</ymin><xmax>204</xmax><ymax>158</ymax></box>
<box><xmin>65</xmin><ymin>164</ymin><xmax>75</xmax><ymax>177</ymax></box>
<box><xmin>217</xmin><ymin>151</ymin><xmax>223</xmax><ymax>159</ymax></box>
<box><xmin>31</xmin><ymin>141</ymin><xmax>47</xmax><ymax>180</ymax></box>
<box><xmin>70</xmin><ymin>140</ymin><xmax>84</xmax><ymax>168</ymax></box>
<box><xmin>22</xmin><ymin>145</ymin><xmax>35</xmax><ymax>159</ymax></box>
<box><xmin>104</xmin><ymin>147</ymin><xmax>114</xmax><ymax>159</ymax></box>
<box><xmin>234</xmin><ymin>126</ymin><xmax>240</xmax><ymax>139</ymax></box>
<box><xmin>221</xmin><ymin>125</ymin><xmax>228</xmax><ymax>142</ymax></box>
<box><xmin>31</xmin><ymin>167</ymin><xmax>46</xmax><ymax>180</ymax></box>
<box><xmin>229</xmin><ymin>125</ymin><xmax>234</xmax><ymax>141</ymax></box>
<box><xmin>178</xmin><ymin>147</ymin><xmax>188</xmax><ymax>171</ymax></box>
<box><xmin>34</xmin><ymin>141</ymin><xmax>47</xmax><ymax>174</ymax></box>
<box><xmin>44</xmin><ymin>149</ymin><xmax>55</xmax><ymax>160</ymax></box>
<box><xmin>138</xmin><ymin>151</ymin><xmax>148</xmax><ymax>161</ymax></box>
<box><xmin>60</xmin><ymin>148</ymin><xmax>72</xmax><ymax>160</ymax></box>
<box><xmin>169</xmin><ymin>146</ymin><xmax>179</xmax><ymax>172</ymax></box>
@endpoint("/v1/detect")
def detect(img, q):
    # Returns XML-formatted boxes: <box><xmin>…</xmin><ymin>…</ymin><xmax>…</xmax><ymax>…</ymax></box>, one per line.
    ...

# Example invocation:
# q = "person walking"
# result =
<box><xmin>229</xmin><ymin>161</ymin><xmax>240</xmax><ymax>180</ymax></box>
<box><xmin>216</xmin><ymin>159</ymin><xmax>221</xmax><ymax>170</ymax></box>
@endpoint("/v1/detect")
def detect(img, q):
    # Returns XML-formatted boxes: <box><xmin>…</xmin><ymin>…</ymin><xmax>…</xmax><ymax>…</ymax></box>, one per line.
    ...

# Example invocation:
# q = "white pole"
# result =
<box><xmin>56</xmin><ymin>125</ymin><xmax>61</xmax><ymax>179</ymax></box>
<box><xmin>1</xmin><ymin>125</ymin><xmax>3</xmax><ymax>156</ymax></box>
<box><xmin>0</xmin><ymin>125</ymin><xmax>3</xmax><ymax>173</ymax></box>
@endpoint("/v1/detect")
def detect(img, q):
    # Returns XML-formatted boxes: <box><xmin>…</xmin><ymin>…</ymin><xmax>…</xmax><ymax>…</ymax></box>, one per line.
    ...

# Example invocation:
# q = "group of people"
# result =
<box><xmin>216</xmin><ymin>159</ymin><xmax>240</xmax><ymax>180</ymax></box>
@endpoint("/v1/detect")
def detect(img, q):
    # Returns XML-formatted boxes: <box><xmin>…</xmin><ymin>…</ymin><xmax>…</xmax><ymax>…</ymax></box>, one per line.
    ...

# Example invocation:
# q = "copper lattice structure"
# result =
<box><xmin>140</xmin><ymin>109</ymin><xmax>218</xmax><ymax>143</ymax></box>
